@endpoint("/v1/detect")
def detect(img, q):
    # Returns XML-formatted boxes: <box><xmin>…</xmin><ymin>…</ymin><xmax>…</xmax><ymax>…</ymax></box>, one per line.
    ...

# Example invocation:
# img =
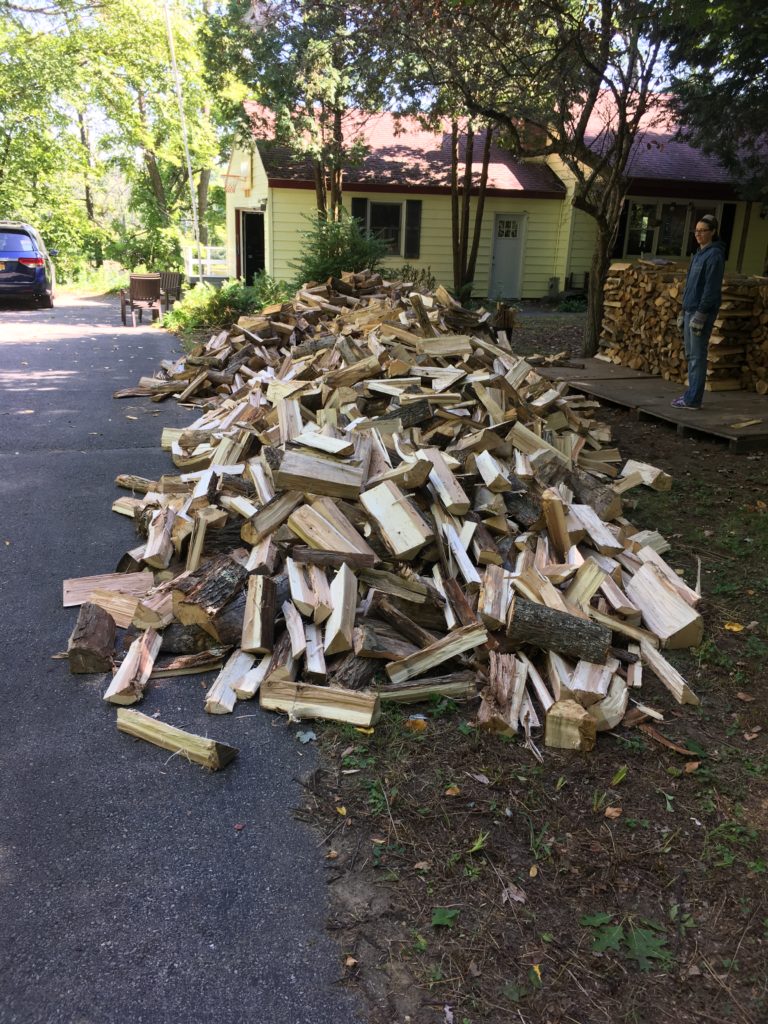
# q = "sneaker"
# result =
<box><xmin>671</xmin><ymin>396</ymin><xmax>701</xmax><ymax>409</ymax></box>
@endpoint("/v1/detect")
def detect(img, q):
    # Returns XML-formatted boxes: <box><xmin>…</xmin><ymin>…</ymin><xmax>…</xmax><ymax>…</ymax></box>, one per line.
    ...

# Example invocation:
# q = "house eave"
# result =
<box><xmin>266</xmin><ymin>177</ymin><xmax>565</xmax><ymax>201</ymax></box>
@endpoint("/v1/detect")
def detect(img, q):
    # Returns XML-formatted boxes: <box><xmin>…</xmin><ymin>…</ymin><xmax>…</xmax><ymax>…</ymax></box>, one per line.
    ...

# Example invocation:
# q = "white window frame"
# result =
<box><xmin>620</xmin><ymin>198</ymin><xmax>723</xmax><ymax>259</ymax></box>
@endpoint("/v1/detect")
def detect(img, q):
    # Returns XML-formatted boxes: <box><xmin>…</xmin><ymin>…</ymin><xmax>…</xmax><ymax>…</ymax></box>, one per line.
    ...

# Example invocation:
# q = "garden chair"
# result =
<box><xmin>159</xmin><ymin>271</ymin><xmax>184</xmax><ymax>309</ymax></box>
<box><xmin>120</xmin><ymin>273</ymin><xmax>163</xmax><ymax>326</ymax></box>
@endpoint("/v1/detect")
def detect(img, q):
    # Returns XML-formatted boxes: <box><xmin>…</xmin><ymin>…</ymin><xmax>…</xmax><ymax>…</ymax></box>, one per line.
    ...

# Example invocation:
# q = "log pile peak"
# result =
<box><xmin>65</xmin><ymin>270</ymin><xmax>702</xmax><ymax>763</ymax></box>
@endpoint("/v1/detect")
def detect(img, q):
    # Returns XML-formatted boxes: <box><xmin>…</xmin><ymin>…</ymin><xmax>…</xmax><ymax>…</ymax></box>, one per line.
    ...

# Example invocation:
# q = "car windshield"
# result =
<box><xmin>0</xmin><ymin>231</ymin><xmax>34</xmax><ymax>253</ymax></box>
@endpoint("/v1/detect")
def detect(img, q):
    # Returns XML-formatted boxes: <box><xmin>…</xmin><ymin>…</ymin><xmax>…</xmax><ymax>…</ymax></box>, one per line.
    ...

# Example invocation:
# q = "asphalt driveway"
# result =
<box><xmin>0</xmin><ymin>294</ymin><xmax>363</xmax><ymax>1024</ymax></box>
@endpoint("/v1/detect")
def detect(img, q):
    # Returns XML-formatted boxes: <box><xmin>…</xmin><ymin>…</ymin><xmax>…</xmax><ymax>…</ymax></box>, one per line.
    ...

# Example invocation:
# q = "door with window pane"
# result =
<box><xmin>490</xmin><ymin>214</ymin><xmax>526</xmax><ymax>300</ymax></box>
<box><xmin>625</xmin><ymin>203</ymin><xmax>657</xmax><ymax>256</ymax></box>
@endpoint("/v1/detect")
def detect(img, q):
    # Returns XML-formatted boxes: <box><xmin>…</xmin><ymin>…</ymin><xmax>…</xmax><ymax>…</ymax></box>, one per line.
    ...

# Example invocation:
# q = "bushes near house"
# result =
<box><xmin>383</xmin><ymin>264</ymin><xmax>438</xmax><ymax>292</ymax></box>
<box><xmin>291</xmin><ymin>213</ymin><xmax>388</xmax><ymax>284</ymax></box>
<box><xmin>162</xmin><ymin>273</ymin><xmax>291</xmax><ymax>333</ymax></box>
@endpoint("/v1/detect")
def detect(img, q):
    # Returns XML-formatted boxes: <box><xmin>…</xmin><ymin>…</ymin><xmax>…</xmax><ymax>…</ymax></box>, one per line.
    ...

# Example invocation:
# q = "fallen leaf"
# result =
<box><xmin>336</xmin><ymin>805</ymin><xmax>347</xmax><ymax>816</ymax></box>
<box><xmin>233</xmin><ymin>823</ymin><xmax>245</xmax><ymax>831</ymax></box>
<box><xmin>431</xmin><ymin>906</ymin><xmax>460</xmax><ymax>927</ymax></box>
<box><xmin>501</xmin><ymin>883</ymin><xmax>527</xmax><ymax>905</ymax></box>
<box><xmin>466</xmin><ymin>771</ymin><xmax>491</xmax><ymax>785</ymax></box>
<box><xmin>736</xmin><ymin>692</ymin><xmax>755</xmax><ymax>702</ymax></box>
<box><xmin>371</xmin><ymin>836</ymin><xmax>387</xmax><ymax>844</ymax></box>
<box><xmin>354</xmin><ymin>726</ymin><xmax>374</xmax><ymax>735</ymax></box>
<box><xmin>325</xmin><ymin>849</ymin><xmax>339</xmax><ymax>860</ymax></box>
<box><xmin>405</xmin><ymin>717</ymin><xmax>428</xmax><ymax>732</ymax></box>
<box><xmin>413</xmin><ymin>860</ymin><xmax>431</xmax><ymax>872</ymax></box>
<box><xmin>684</xmin><ymin>761</ymin><xmax>701</xmax><ymax>774</ymax></box>
<box><xmin>724</xmin><ymin>621</ymin><xmax>744</xmax><ymax>632</ymax></box>
<box><xmin>444</xmin><ymin>784</ymin><xmax>461</xmax><ymax>797</ymax></box>
<box><xmin>340</xmin><ymin>745</ymin><xmax>355</xmax><ymax>758</ymax></box>
<box><xmin>638</xmin><ymin>723</ymin><xmax>702</xmax><ymax>757</ymax></box>
<box><xmin>744</xmin><ymin>727</ymin><xmax>762</xmax><ymax>741</ymax></box>
<box><xmin>344</xmin><ymin>956</ymin><xmax>358</xmax><ymax>968</ymax></box>
<box><xmin>296</xmin><ymin>729</ymin><xmax>316</xmax><ymax>744</ymax></box>
<box><xmin>468</xmin><ymin>960</ymin><xmax>482</xmax><ymax>978</ymax></box>
<box><xmin>604</xmin><ymin>806</ymin><xmax>623</xmax><ymax>819</ymax></box>
<box><xmin>529</xmin><ymin>864</ymin><xmax>538</xmax><ymax>878</ymax></box>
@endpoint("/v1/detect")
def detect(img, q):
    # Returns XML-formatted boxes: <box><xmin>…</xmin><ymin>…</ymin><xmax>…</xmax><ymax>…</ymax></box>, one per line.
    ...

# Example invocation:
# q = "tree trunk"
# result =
<box><xmin>450</xmin><ymin>121</ymin><xmax>460</xmax><ymax>292</ymax></box>
<box><xmin>583</xmin><ymin>224</ymin><xmax>611</xmax><ymax>356</ymax></box>
<box><xmin>329</xmin><ymin>107</ymin><xmax>344</xmax><ymax>221</ymax></box>
<box><xmin>466</xmin><ymin>124</ymin><xmax>493</xmax><ymax>287</ymax></box>
<box><xmin>137</xmin><ymin>93</ymin><xmax>170</xmax><ymax>226</ymax></box>
<box><xmin>197</xmin><ymin>167</ymin><xmax>211</xmax><ymax>246</ymax></box>
<box><xmin>458</xmin><ymin>122</ymin><xmax>474</xmax><ymax>291</ymax></box>
<box><xmin>313</xmin><ymin>158</ymin><xmax>327</xmax><ymax>219</ymax></box>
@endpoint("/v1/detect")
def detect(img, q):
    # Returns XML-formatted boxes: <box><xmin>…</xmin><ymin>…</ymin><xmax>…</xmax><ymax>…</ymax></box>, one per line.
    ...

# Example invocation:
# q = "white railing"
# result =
<box><xmin>183</xmin><ymin>245</ymin><xmax>228</xmax><ymax>281</ymax></box>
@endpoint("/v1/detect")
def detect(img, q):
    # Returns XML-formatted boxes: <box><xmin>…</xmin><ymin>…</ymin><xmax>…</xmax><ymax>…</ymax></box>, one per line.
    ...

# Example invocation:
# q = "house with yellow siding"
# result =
<box><xmin>224</xmin><ymin>106</ymin><xmax>768</xmax><ymax>297</ymax></box>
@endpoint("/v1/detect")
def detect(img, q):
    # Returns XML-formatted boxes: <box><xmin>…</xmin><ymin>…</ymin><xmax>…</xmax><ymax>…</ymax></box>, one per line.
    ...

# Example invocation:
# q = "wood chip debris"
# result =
<box><xmin>63</xmin><ymin>269</ymin><xmax>703</xmax><ymax>762</ymax></box>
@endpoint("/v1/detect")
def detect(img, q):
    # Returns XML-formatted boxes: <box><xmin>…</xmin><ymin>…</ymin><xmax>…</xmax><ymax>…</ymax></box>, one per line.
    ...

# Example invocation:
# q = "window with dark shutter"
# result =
<box><xmin>350</xmin><ymin>197</ymin><xmax>368</xmax><ymax>224</ymax></box>
<box><xmin>404</xmin><ymin>199</ymin><xmax>422</xmax><ymax>260</ymax></box>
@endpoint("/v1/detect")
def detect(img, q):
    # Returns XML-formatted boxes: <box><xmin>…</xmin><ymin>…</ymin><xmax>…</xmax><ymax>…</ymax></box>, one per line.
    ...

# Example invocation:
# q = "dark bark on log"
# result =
<box><xmin>68</xmin><ymin>602</ymin><xmax>115</xmax><ymax>674</ymax></box>
<box><xmin>159</xmin><ymin>623</ymin><xmax>219</xmax><ymax>655</ymax></box>
<box><xmin>506</xmin><ymin>597</ymin><xmax>611</xmax><ymax>663</ymax></box>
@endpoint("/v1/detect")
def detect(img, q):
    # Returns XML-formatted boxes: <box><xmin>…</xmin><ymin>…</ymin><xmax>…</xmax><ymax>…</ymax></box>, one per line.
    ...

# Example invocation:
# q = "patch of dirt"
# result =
<box><xmin>298</xmin><ymin>329</ymin><xmax>768</xmax><ymax>1024</ymax></box>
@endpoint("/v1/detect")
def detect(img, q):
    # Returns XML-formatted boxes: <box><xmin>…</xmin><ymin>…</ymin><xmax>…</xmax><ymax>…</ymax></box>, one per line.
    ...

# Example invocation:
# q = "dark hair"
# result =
<box><xmin>697</xmin><ymin>214</ymin><xmax>719</xmax><ymax>240</ymax></box>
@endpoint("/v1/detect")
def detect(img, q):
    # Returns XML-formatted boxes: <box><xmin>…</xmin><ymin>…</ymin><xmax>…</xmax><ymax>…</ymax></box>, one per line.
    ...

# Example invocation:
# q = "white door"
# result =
<box><xmin>489</xmin><ymin>213</ymin><xmax>526</xmax><ymax>300</ymax></box>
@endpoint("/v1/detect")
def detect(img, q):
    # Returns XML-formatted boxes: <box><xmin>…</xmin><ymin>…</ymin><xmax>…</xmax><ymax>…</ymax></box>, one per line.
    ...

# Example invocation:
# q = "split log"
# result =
<box><xmin>385</xmin><ymin>623</ymin><xmax>487</xmax><ymax>685</ymax></box>
<box><xmin>377</xmin><ymin>671</ymin><xmax>477</xmax><ymax>703</ymax></box>
<box><xmin>625</xmin><ymin>563</ymin><xmax>703</xmax><ymax>649</ymax></box>
<box><xmin>103</xmin><ymin>629</ymin><xmax>162</xmax><ymax>705</ymax></box>
<box><xmin>67</xmin><ymin>602</ymin><xmax>115</xmax><ymax>674</ymax></box>
<box><xmin>116</xmin><ymin>708</ymin><xmax>237</xmax><ymax>770</ymax></box>
<box><xmin>241</xmin><ymin>574</ymin><xmax>277</xmax><ymax>654</ymax></box>
<box><xmin>259</xmin><ymin>678</ymin><xmax>380</xmax><ymax>726</ymax></box>
<box><xmin>324</xmin><ymin>563</ymin><xmax>358</xmax><ymax>655</ymax></box>
<box><xmin>544</xmin><ymin>699</ymin><xmax>596</xmax><ymax>751</ymax></box>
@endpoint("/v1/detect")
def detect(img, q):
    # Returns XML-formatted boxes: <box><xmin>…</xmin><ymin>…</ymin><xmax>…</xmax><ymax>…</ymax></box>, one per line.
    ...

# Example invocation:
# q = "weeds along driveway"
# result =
<box><xmin>0</xmin><ymin>295</ymin><xmax>363</xmax><ymax>1024</ymax></box>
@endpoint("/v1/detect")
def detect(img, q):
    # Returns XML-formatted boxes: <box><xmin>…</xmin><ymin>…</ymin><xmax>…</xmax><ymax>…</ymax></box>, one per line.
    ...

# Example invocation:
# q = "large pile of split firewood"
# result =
<box><xmin>600</xmin><ymin>260</ymin><xmax>768</xmax><ymax>394</ymax></box>
<box><xmin>63</xmin><ymin>270</ymin><xmax>703</xmax><ymax>769</ymax></box>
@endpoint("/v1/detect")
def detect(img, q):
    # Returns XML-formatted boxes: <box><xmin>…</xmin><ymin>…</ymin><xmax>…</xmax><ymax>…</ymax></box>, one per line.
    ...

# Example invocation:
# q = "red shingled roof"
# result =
<box><xmin>244</xmin><ymin>104</ymin><xmax>566</xmax><ymax>198</ymax></box>
<box><xmin>583</xmin><ymin>95</ymin><xmax>732</xmax><ymax>184</ymax></box>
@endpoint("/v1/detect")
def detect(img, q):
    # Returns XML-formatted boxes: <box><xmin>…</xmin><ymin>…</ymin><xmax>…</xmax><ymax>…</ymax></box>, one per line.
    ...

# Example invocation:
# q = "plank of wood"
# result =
<box><xmin>568</xmin><ymin>504</ymin><xmax>624</xmax><ymax>555</ymax></box>
<box><xmin>63</xmin><ymin>571</ymin><xmax>153</xmax><ymax>608</ymax></box>
<box><xmin>241</xmin><ymin>490</ymin><xmax>304</xmax><ymax>544</ymax></box>
<box><xmin>116</xmin><ymin>708</ymin><xmax>238</xmax><ymax>770</ymax></box>
<box><xmin>421</xmin><ymin>446</ymin><xmax>471</xmax><ymax>515</ymax></box>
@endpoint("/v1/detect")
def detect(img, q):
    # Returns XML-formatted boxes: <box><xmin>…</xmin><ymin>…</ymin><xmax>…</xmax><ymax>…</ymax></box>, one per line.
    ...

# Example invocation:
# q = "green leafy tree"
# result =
<box><xmin>365</xmin><ymin>0</ymin><xmax>669</xmax><ymax>355</ymax></box>
<box><xmin>205</xmin><ymin>1</ymin><xmax>412</xmax><ymax>220</ymax></box>
<box><xmin>665</xmin><ymin>0</ymin><xmax>768</xmax><ymax>201</ymax></box>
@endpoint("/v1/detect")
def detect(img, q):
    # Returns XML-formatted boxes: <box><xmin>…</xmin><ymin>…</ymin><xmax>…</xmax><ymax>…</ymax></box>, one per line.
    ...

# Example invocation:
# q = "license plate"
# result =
<box><xmin>0</xmin><ymin>262</ymin><xmax>5</xmax><ymax>271</ymax></box>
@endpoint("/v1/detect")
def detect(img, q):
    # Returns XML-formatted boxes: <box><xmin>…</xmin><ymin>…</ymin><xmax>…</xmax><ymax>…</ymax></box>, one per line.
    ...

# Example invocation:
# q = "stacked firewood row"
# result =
<box><xmin>599</xmin><ymin>260</ymin><xmax>768</xmax><ymax>393</ymax></box>
<box><xmin>64</xmin><ymin>270</ymin><xmax>703</xmax><ymax>767</ymax></box>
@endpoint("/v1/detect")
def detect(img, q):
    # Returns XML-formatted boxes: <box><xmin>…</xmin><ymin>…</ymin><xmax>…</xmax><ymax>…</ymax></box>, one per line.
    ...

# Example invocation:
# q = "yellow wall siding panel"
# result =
<box><xmin>225</xmin><ymin>146</ymin><xmax>271</xmax><ymax>278</ymax></box>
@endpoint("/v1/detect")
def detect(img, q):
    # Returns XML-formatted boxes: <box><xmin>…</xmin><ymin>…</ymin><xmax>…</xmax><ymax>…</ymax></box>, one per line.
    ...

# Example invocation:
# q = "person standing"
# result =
<box><xmin>672</xmin><ymin>214</ymin><xmax>726</xmax><ymax>409</ymax></box>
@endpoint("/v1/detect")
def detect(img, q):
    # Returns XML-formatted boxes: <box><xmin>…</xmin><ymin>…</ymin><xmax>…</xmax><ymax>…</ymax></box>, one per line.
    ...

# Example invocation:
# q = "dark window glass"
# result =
<box><xmin>369</xmin><ymin>202</ymin><xmax>402</xmax><ymax>254</ymax></box>
<box><xmin>656</xmin><ymin>203</ymin><xmax>688</xmax><ymax>256</ymax></box>
<box><xmin>625</xmin><ymin>203</ymin><xmax>657</xmax><ymax>255</ymax></box>
<box><xmin>0</xmin><ymin>231</ymin><xmax>34</xmax><ymax>253</ymax></box>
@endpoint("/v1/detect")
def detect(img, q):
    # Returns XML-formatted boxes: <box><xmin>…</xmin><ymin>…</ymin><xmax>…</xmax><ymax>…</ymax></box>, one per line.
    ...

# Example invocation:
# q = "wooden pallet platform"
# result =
<box><xmin>540</xmin><ymin>360</ymin><xmax>768</xmax><ymax>452</ymax></box>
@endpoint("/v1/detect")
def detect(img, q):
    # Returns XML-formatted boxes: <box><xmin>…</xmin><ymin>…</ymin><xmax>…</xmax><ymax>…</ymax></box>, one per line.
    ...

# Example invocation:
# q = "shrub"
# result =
<box><xmin>107</xmin><ymin>226</ymin><xmax>183</xmax><ymax>273</ymax></box>
<box><xmin>291</xmin><ymin>212</ymin><xmax>388</xmax><ymax>285</ymax></box>
<box><xmin>557</xmin><ymin>295</ymin><xmax>588</xmax><ymax>313</ymax></box>
<box><xmin>383</xmin><ymin>264</ymin><xmax>439</xmax><ymax>292</ymax></box>
<box><xmin>162</xmin><ymin>273</ymin><xmax>292</xmax><ymax>333</ymax></box>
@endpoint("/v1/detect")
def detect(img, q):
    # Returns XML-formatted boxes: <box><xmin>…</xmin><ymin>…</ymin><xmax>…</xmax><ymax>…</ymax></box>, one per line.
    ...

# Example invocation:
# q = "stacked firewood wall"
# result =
<box><xmin>599</xmin><ymin>260</ymin><xmax>768</xmax><ymax>394</ymax></box>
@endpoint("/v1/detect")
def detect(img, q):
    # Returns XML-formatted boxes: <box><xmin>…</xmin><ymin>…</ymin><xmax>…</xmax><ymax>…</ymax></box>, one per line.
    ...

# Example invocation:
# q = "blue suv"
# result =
<box><xmin>0</xmin><ymin>222</ymin><xmax>57</xmax><ymax>307</ymax></box>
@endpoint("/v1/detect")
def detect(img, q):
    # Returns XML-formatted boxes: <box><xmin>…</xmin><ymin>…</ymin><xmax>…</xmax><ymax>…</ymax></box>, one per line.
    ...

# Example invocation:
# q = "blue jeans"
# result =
<box><xmin>682</xmin><ymin>311</ymin><xmax>715</xmax><ymax>407</ymax></box>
